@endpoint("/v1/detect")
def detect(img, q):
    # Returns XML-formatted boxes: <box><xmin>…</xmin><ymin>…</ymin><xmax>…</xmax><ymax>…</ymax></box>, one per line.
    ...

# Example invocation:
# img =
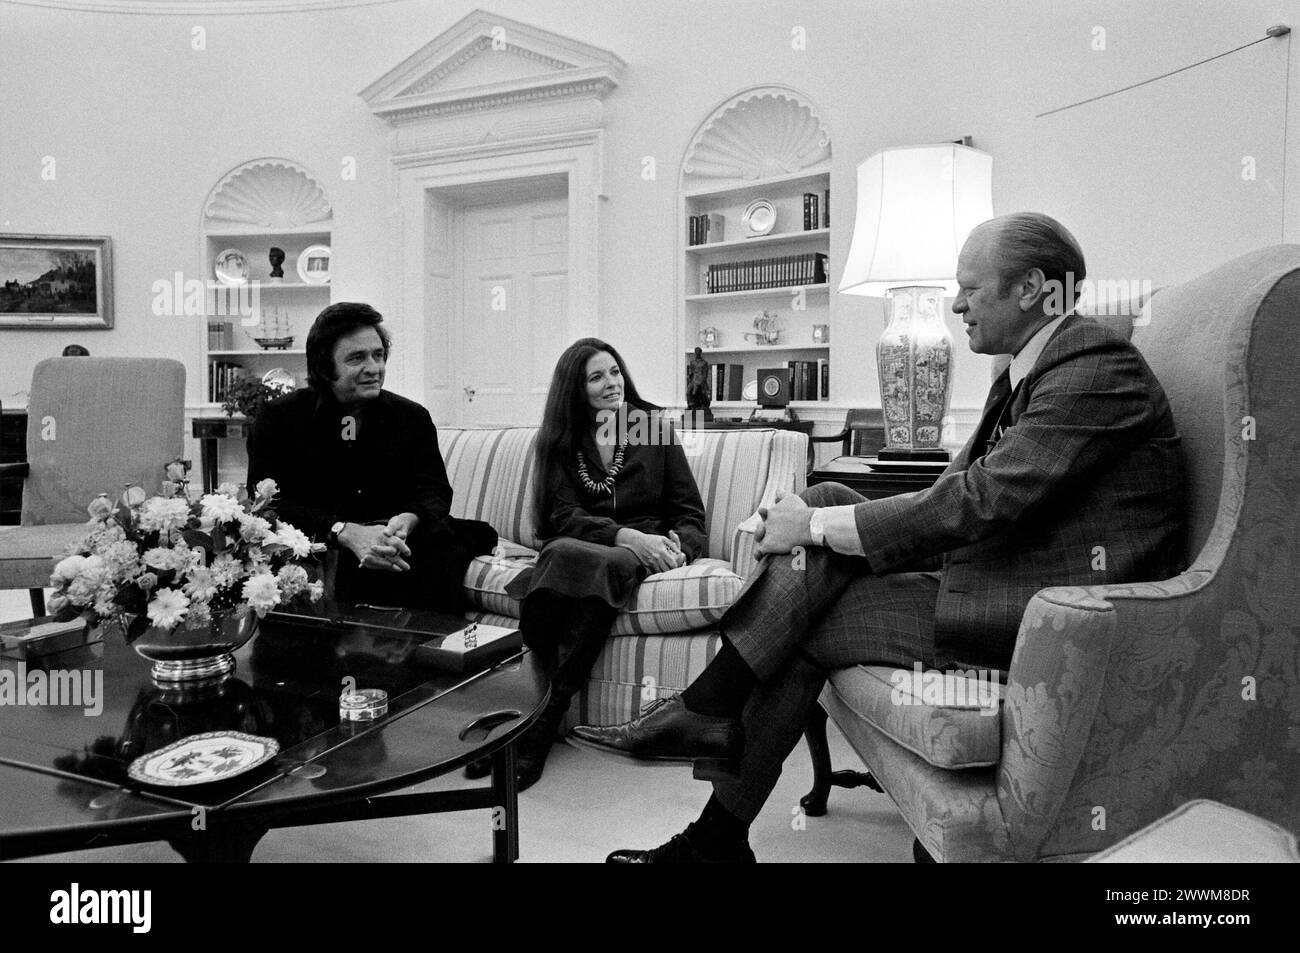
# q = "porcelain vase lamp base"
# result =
<box><xmin>877</xmin><ymin>285</ymin><xmax>954</xmax><ymax>460</ymax></box>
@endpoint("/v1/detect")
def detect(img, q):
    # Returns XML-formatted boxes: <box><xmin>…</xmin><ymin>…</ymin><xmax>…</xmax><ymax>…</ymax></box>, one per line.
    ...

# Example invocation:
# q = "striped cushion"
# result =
<box><xmin>461</xmin><ymin>553</ymin><xmax>742</xmax><ymax>633</ymax></box>
<box><xmin>438</xmin><ymin>428</ymin><xmax>541</xmax><ymax>548</ymax></box>
<box><xmin>580</xmin><ymin>632</ymin><xmax>722</xmax><ymax>726</ymax></box>
<box><xmin>462</xmin><ymin>553</ymin><xmax>535</xmax><ymax>616</ymax></box>
<box><xmin>610</xmin><ymin>558</ymin><xmax>742</xmax><ymax>634</ymax></box>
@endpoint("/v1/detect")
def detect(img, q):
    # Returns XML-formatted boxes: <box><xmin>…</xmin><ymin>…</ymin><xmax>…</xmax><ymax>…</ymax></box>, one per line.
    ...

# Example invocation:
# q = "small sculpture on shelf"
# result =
<box><xmin>685</xmin><ymin>347</ymin><xmax>713</xmax><ymax>422</ymax></box>
<box><xmin>268</xmin><ymin>247</ymin><xmax>286</xmax><ymax>280</ymax></box>
<box><xmin>744</xmin><ymin>309</ymin><xmax>782</xmax><ymax>345</ymax></box>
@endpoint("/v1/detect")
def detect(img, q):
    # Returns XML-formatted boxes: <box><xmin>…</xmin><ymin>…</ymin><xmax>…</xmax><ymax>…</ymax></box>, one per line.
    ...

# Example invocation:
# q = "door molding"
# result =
<box><xmin>361</xmin><ymin>11</ymin><xmax>622</xmax><ymax>422</ymax></box>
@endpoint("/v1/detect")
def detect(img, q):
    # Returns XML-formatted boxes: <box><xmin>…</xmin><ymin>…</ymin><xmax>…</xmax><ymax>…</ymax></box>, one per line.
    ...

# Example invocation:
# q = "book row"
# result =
<box><xmin>705</xmin><ymin>252</ymin><xmax>828</xmax><ymax>294</ymax></box>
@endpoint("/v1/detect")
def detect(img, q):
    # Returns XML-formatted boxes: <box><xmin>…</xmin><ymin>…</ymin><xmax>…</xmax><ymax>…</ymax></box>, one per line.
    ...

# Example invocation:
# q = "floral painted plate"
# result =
<box><xmin>127</xmin><ymin>730</ymin><xmax>279</xmax><ymax>787</ymax></box>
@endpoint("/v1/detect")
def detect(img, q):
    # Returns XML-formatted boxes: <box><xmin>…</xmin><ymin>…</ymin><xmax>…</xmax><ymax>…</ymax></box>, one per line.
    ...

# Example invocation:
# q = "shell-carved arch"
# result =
<box><xmin>203</xmin><ymin>157</ymin><xmax>332</xmax><ymax>229</ymax></box>
<box><xmin>681</xmin><ymin>85</ymin><xmax>831</xmax><ymax>184</ymax></box>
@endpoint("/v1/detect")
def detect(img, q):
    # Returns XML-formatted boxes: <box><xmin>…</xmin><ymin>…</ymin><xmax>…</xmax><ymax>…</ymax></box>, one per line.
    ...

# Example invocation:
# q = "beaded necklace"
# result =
<box><xmin>576</xmin><ymin>443</ymin><xmax>627</xmax><ymax>495</ymax></box>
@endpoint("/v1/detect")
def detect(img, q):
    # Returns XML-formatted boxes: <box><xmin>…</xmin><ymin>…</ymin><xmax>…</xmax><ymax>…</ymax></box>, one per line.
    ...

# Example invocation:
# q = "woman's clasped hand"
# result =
<box><xmin>616</xmin><ymin>527</ymin><xmax>688</xmax><ymax>573</ymax></box>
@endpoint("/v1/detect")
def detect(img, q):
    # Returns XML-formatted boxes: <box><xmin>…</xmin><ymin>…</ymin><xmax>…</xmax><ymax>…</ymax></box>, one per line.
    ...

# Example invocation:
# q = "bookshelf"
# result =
<box><xmin>198</xmin><ymin>159</ymin><xmax>333</xmax><ymax>411</ymax></box>
<box><xmin>678</xmin><ymin>87</ymin><xmax>834</xmax><ymax>410</ymax></box>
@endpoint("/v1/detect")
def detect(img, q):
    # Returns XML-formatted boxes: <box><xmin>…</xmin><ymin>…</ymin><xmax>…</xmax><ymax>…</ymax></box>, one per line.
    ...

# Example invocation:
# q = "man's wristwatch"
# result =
<box><xmin>808</xmin><ymin>508</ymin><xmax>826</xmax><ymax>547</ymax></box>
<box><xmin>328</xmin><ymin>521</ymin><xmax>347</xmax><ymax>548</ymax></box>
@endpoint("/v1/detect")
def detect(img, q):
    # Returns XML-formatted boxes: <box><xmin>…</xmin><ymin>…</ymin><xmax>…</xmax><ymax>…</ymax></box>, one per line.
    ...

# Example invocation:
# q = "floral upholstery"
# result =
<box><xmin>444</xmin><ymin>425</ymin><xmax>807</xmax><ymax>726</ymax></box>
<box><xmin>823</xmin><ymin>245</ymin><xmax>1300</xmax><ymax>861</ymax></box>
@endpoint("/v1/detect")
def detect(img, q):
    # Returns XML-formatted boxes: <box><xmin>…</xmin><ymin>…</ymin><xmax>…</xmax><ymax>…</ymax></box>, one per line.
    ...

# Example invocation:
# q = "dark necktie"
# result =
<box><xmin>971</xmin><ymin>368</ymin><xmax>1018</xmax><ymax>461</ymax></box>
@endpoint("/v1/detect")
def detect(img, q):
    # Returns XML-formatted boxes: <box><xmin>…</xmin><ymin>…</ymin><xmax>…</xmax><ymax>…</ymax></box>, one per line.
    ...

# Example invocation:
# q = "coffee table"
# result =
<box><xmin>0</xmin><ymin>614</ymin><xmax>548</xmax><ymax>863</ymax></box>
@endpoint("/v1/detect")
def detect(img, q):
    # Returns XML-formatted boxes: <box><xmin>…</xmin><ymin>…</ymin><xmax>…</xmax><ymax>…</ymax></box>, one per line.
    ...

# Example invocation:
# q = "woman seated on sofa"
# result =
<box><xmin>467</xmin><ymin>337</ymin><xmax>707</xmax><ymax>790</ymax></box>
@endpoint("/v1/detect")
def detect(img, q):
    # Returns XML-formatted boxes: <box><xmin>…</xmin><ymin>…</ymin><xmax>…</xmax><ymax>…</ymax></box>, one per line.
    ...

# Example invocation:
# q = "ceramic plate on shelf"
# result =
<box><xmin>742</xmin><ymin>379</ymin><xmax>759</xmax><ymax>401</ymax></box>
<box><xmin>742</xmin><ymin>199</ymin><xmax>776</xmax><ymax>237</ymax></box>
<box><xmin>297</xmin><ymin>244</ymin><xmax>332</xmax><ymax>284</ymax></box>
<box><xmin>127</xmin><ymin>730</ymin><xmax>279</xmax><ymax>787</ymax></box>
<box><xmin>213</xmin><ymin>248</ymin><xmax>250</xmax><ymax>285</ymax></box>
<box><xmin>261</xmin><ymin>367</ymin><xmax>295</xmax><ymax>389</ymax></box>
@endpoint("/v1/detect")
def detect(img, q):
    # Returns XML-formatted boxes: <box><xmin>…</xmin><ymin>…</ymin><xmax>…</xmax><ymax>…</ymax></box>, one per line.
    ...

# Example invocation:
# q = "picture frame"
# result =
<box><xmin>0</xmin><ymin>234</ymin><xmax>113</xmax><ymax>329</ymax></box>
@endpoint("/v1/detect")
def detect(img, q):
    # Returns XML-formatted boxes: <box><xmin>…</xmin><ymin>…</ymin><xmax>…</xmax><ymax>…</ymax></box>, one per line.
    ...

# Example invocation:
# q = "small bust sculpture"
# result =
<box><xmin>61</xmin><ymin>344</ymin><xmax>89</xmax><ymax>356</ymax></box>
<box><xmin>268</xmin><ymin>247</ymin><xmax>285</xmax><ymax>279</ymax></box>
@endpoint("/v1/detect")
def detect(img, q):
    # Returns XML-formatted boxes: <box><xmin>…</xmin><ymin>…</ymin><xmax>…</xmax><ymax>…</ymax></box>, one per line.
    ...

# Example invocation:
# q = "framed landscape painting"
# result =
<box><xmin>0</xmin><ymin>235</ymin><xmax>113</xmax><ymax>329</ymax></box>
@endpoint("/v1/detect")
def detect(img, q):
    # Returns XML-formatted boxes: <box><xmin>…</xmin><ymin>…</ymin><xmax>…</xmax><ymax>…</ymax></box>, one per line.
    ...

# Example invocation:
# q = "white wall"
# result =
<box><xmin>1</xmin><ymin>0</ymin><xmax>1295</xmax><ymax>423</ymax></box>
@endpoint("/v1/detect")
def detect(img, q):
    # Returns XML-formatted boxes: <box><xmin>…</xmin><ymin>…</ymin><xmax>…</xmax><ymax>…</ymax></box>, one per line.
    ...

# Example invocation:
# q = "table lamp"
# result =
<box><xmin>838</xmin><ymin>143</ymin><xmax>994</xmax><ymax>461</ymax></box>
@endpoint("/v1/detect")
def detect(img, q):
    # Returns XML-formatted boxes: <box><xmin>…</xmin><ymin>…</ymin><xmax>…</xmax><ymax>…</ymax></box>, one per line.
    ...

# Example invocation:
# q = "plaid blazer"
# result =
<box><xmin>857</xmin><ymin>313</ymin><xmax>1187</xmax><ymax>670</ymax></box>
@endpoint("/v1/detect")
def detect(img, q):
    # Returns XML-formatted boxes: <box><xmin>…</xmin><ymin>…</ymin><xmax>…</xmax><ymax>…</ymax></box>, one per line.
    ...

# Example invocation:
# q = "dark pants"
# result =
<box><xmin>334</xmin><ymin>518</ymin><xmax>496</xmax><ymax>614</ymax></box>
<box><xmin>712</xmin><ymin>481</ymin><xmax>942</xmax><ymax>823</ymax></box>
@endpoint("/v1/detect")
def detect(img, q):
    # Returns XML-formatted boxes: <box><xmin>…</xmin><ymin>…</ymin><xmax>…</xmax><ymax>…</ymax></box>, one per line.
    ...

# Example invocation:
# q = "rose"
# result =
<box><xmin>165</xmin><ymin>460</ymin><xmax>188</xmax><ymax>481</ymax></box>
<box><xmin>52</xmin><ymin>554</ymin><xmax>90</xmax><ymax>584</ymax></box>
<box><xmin>86</xmin><ymin>494</ymin><xmax>113</xmax><ymax>521</ymax></box>
<box><xmin>255</xmin><ymin>478</ymin><xmax>278</xmax><ymax>500</ymax></box>
<box><xmin>120</xmin><ymin>485</ymin><xmax>147</xmax><ymax>508</ymax></box>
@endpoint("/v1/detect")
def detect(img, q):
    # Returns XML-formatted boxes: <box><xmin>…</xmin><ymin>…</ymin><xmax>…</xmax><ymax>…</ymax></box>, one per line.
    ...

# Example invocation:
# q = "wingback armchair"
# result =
<box><xmin>0</xmin><ymin>357</ymin><xmax>186</xmax><ymax>615</ymax></box>
<box><xmin>813</xmin><ymin>245</ymin><xmax>1300</xmax><ymax>861</ymax></box>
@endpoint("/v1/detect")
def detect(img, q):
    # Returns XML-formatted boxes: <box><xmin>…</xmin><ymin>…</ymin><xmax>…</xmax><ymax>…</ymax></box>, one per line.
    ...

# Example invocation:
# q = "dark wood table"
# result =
<box><xmin>0</xmin><ymin>615</ymin><xmax>548</xmax><ymax>863</ymax></box>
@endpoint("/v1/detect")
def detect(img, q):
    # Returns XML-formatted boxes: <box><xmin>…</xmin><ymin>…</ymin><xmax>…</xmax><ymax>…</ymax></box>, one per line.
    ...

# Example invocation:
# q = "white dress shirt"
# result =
<box><xmin>808</xmin><ymin>314</ymin><xmax>1070</xmax><ymax>555</ymax></box>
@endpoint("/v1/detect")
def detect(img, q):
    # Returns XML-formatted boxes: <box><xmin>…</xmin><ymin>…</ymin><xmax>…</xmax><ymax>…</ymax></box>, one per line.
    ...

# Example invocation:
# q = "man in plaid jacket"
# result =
<box><xmin>574</xmin><ymin>212</ymin><xmax>1187</xmax><ymax>863</ymax></box>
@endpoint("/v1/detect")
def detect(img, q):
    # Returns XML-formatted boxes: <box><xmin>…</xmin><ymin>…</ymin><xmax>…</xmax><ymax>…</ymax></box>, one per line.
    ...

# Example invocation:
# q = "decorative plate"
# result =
<box><xmin>127</xmin><ymin>730</ymin><xmax>279</xmax><ymax>787</ymax></box>
<box><xmin>297</xmin><ymin>244</ymin><xmax>332</xmax><ymax>284</ymax></box>
<box><xmin>742</xmin><ymin>199</ymin><xmax>776</xmax><ymax>237</ymax></box>
<box><xmin>214</xmin><ymin>248</ymin><xmax>250</xmax><ymax>285</ymax></box>
<box><xmin>261</xmin><ymin>367</ymin><xmax>295</xmax><ymax>389</ymax></box>
<box><xmin>742</xmin><ymin>379</ymin><xmax>759</xmax><ymax>401</ymax></box>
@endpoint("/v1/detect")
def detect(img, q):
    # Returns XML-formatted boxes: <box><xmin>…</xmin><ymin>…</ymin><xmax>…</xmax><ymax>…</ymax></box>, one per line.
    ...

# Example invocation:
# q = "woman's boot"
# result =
<box><xmin>513</xmin><ymin>596</ymin><xmax>618</xmax><ymax>791</ymax></box>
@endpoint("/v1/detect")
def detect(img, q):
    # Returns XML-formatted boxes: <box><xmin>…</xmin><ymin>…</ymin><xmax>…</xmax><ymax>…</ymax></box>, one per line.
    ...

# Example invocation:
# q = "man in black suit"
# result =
<box><xmin>248</xmin><ymin>302</ymin><xmax>488</xmax><ymax>612</ymax></box>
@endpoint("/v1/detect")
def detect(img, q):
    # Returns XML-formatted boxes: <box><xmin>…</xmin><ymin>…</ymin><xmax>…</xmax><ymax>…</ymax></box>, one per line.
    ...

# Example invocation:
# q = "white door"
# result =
<box><xmin>457</xmin><ymin>196</ymin><xmax>569</xmax><ymax>427</ymax></box>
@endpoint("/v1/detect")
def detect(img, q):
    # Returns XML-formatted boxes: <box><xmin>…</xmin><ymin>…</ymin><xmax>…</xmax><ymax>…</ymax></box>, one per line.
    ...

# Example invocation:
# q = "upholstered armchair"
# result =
<box><xmin>812</xmin><ymin>245</ymin><xmax>1300</xmax><ymax>861</ymax></box>
<box><xmin>0</xmin><ymin>358</ymin><xmax>185</xmax><ymax>615</ymax></box>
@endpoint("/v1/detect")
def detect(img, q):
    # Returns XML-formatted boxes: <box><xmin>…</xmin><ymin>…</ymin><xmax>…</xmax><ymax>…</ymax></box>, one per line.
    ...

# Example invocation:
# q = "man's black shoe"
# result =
<box><xmin>606</xmin><ymin>830</ymin><xmax>756</xmax><ymax>864</ymax></box>
<box><xmin>570</xmin><ymin>696</ymin><xmax>743</xmax><ymax>780</ymax></box>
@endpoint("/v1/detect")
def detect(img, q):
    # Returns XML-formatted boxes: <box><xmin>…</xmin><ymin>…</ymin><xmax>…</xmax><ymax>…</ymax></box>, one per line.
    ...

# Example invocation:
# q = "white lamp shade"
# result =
<box><xmin>838</xmin><ymin>144</ymin><xmax>994</xmax><ymax>296</ymax></box>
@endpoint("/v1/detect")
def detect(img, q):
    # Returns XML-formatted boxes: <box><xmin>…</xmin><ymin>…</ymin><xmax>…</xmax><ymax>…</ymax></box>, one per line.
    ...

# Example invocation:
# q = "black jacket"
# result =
<box><xmin>547</xmin><ymin>421</ymin><xmax>708</xmax><ymax>562</ymax></box>
<box><xmin>246</xmin><ymin>388</ymin><xmax>454</xmax><ymax>542</ymax></box>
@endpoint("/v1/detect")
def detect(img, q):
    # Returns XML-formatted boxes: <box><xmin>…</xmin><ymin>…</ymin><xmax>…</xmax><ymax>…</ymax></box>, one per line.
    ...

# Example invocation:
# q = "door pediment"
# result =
<box><xmin>361</xmin><ymin>9</ymin><xmax>624</xmax><ymax>123</ymax></box>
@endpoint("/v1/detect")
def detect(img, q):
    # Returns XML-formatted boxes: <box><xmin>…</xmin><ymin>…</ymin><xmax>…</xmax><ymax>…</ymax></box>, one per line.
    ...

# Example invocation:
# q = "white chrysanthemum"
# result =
<box><xmin>241</xmin><ymin>573</ymin><xmax>281</xmax><ymax>616</ymax></box>
<box><xmin>138</xmin><ymin>497</ymin><xmax>192</xmax><ymax>533</ymax></box>
<box><xmin>93</xmin><ymin>589</ymin><xmax>118</xmax><ymax>618</ymax></box>
<box><xmin>238</xmin><ymin>513</ymin><xmax>274</xmax><ymax>543</ymax></box>
<box><xmin>210</xmin><ymin>553</ymin><xmax>242</xmax><ymax>587</ymax></box>
<box><xmin>201</xmin><ymin>493</ymin><xmax>243</xmax><ymax>523</ymax></box>
<box><xmin>146</xmin><ymin>587</ymin><xmax>190</xmax><ymax>630</ymax></box>
<box><xmin>142</xmin><ymin>546</ymin><xmax>185</xmax><ymax>571</ymax></box>
<box><xmin>276</xmin><ymin>564</ymin><xmax>309</xmax><ymax>598</ymax></box>
<box><xmin>187</xmin><ymin>601</ymin><xmax>212</xmax><ymax>626</ymax></box>
<box><xmin>274</xmin><ymin>524</ymin><xmax>312</xmax><ymax>558</ymax></box>
<box><xmin>52</xmin><ymin>554</ymin><xmax>89</xmax><ymax>583</ymax></box>
<box><xmin>183</xmin><ymin>567</ymin><xmax>220</xmax><ymax>603</ymax></box>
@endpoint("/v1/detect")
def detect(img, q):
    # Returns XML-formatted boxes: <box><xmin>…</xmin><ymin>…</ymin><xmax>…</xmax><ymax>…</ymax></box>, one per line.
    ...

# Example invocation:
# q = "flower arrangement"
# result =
<box><xmin>222</xmin><ymin>373</ymin><xmax>294</xmax><ymax>419</ymax></box>
<box><xmin>48</xmin><ymin>465</ymin><xmax>324</xmax><ymax>644</ymax></box>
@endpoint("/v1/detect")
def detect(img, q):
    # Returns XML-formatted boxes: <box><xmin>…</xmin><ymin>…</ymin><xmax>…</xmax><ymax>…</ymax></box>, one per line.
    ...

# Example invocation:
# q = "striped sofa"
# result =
<box><xmin>437</xmin><ymin>426</ymin><xmax>808</xmax><ymax>726</ymax></box>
